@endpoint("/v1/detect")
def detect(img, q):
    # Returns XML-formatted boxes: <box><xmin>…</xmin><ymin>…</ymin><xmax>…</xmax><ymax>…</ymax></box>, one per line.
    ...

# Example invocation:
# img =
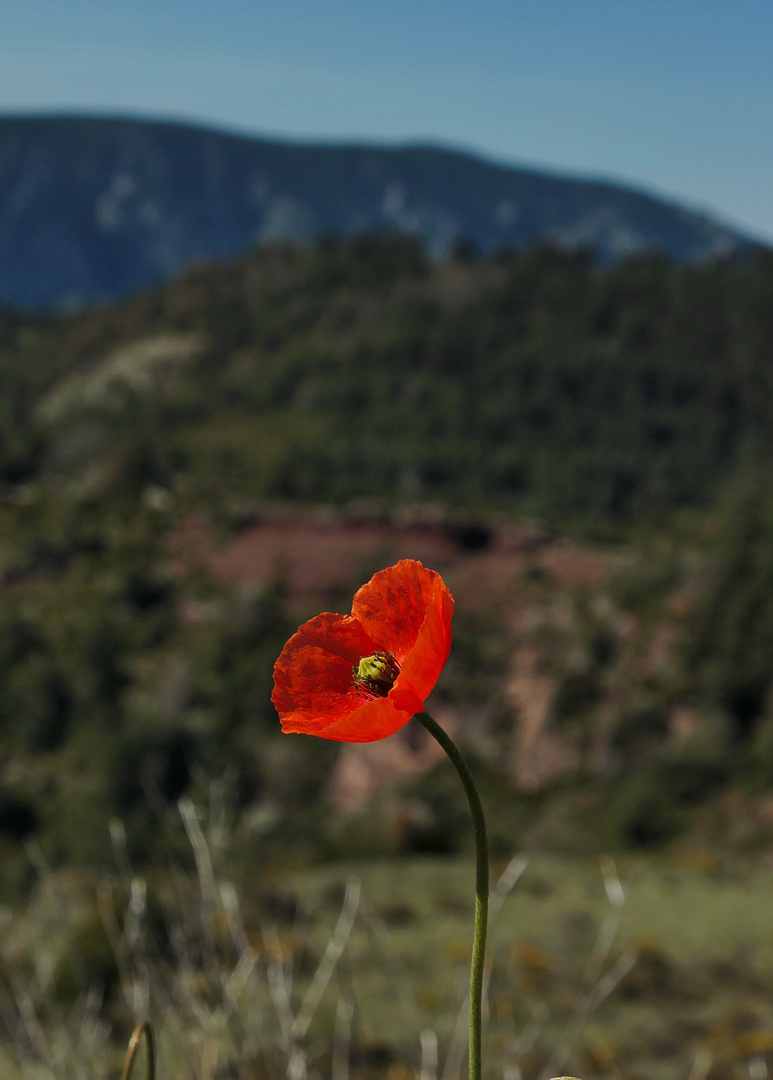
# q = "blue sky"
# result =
<box><xmin>3</xmin><ymin>0</ymin><xmax>773</xmax><ymax>241</ymax></box>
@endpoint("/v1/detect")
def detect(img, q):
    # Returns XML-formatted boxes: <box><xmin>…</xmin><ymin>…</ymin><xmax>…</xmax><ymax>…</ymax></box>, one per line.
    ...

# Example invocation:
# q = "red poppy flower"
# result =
<box><xmin>272</xmin><ymin>560</ymin><xmax>454</xmax><ymax>742</ymax></box>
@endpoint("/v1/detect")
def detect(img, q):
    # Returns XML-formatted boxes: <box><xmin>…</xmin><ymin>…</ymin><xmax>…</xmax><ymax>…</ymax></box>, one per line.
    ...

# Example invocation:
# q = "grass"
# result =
<box><xmin>286</xmin><ymin>853</ymin><xmax>773</xmax><ymax>1079</ymax></box>
<box><xmin>2</xmin><ymin>796</ymin><xmax>773</xmax><ymax>1080</ymax></box>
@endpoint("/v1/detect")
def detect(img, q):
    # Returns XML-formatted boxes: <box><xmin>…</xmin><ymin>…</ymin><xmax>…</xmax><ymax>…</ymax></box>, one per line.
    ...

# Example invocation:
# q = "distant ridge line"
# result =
<box><xmin>0</xmin><ymin>113</ymin><xmax>760</xmax><ymax>310</ymax></box>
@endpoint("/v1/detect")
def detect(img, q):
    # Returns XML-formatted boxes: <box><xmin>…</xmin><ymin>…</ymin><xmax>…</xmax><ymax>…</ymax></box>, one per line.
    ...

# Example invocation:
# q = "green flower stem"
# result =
<box><xmin>416</xmin><ymin>711</ymin><xmax>489</xmax><ymax>1080</ymax></box>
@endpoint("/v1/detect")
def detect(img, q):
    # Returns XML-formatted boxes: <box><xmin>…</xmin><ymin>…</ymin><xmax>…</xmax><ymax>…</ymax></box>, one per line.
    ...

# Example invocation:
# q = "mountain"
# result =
<box><xmin>0</xmin><ymin>114</ymin><xmax>759</xmax><ymax>311</ymax></box>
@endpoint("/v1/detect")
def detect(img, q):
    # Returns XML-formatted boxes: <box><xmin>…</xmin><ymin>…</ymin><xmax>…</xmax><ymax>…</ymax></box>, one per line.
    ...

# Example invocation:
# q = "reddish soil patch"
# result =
<box><xmin>170</xmin><ymin>511</ymin><xmax>614</xmax><ymax>614</ymax></box>
<box><xmin>172</xmin><ymin>512</ymin><xmax>460</xmax><ymax>610</ymax></box>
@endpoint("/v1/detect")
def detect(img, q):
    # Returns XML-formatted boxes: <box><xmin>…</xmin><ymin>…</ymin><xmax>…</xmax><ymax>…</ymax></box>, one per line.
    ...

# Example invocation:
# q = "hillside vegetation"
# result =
<box><xmin>2</xmin><ymin>239</ymin><xmax>773</xmax><ymax>894</ymax></box>
<box><xmin>4</xmin><ymin>237</ymin><xmax>773</xmax><ymax>521</ymax></box>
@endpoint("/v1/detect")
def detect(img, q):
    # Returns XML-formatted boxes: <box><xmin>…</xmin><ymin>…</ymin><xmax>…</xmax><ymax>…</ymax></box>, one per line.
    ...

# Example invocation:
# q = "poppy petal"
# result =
<box><xmin>272</xmin><ymin>612</ymin><xmax>379</xmax><ymax>730</ymax></box>
<box><xmin>273</xmin><ymin>561</ymin><xmax>455</xmax><ymax>743</ymax></box>
<box><xmin>394</xmin><ymin>582</ymin><xmax>455</xmax><ymax>704</ymax></box>
<box><xmin>352</xmin><ymin>560</ymin><xmax>450</xmax><ymax>663</ymax></box>
<box><xmin>303</xmin><ymin>694</ymin><xmax>415</xmax><ymax>743</ymax></box>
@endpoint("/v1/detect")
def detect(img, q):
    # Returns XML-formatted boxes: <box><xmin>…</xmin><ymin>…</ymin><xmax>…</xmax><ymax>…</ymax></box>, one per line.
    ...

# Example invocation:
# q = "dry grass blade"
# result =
<box><xmin>121</xmin><ymin>1022</ymin><xmax>156</xmax><ymax>1080</ymax></box>
<box><xmin>420</xmin><ymin>1029</ymin><xmax>439</xmax><ymax>1080</ymax></box>
<box><xmin>290</xmin><ymin>878</ymin><xmax>361</xmax><ymax>1041</ymax></box>
<box><xmin>540</xmin><ymin>950</ymin><xmax>637</xmax><ymax>1080</ymax></box>
<box><xmin>332</xmin><ymin>997</ymin><xmax>354</xmax><ymax>1080</ymax></box>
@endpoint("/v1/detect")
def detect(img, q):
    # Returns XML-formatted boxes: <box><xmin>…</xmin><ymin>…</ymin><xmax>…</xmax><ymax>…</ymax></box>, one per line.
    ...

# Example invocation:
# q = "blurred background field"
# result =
<box><xmin>3</xmin><ymin>236</ymin><xmax>773</xmax><ymax>1077</ymax></box>
<box><xmin>4</xmin><ymin>4</ymin><xmax>773</xmax><ymax>1074</ymax></box>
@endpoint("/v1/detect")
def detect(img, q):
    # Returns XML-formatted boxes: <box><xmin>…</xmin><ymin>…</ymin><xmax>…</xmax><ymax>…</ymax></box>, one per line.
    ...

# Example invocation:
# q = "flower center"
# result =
<box><xmin>353</xmin><ymin>651</ymin><xmax>400</xmax><ymax>698</ymax></box>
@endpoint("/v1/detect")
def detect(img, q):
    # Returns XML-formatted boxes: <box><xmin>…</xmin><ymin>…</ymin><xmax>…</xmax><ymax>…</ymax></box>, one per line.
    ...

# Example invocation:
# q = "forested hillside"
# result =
<box><xmin>4</xmin><ymin>238</ymin><xmax>773</xmax><ymax>522</ymax></box>
<box><xmin>3</xmin><ymin>239</ymin><xmax>773</xmax><ymax>896</ymax></box>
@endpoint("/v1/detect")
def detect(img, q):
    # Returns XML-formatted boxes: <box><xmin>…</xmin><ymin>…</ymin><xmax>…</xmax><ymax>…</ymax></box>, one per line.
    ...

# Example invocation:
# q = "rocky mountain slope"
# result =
<box><xmin>0</xmin><ymin>114</ymin><xmax>757</xmax><ymax>309</ymax></box>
